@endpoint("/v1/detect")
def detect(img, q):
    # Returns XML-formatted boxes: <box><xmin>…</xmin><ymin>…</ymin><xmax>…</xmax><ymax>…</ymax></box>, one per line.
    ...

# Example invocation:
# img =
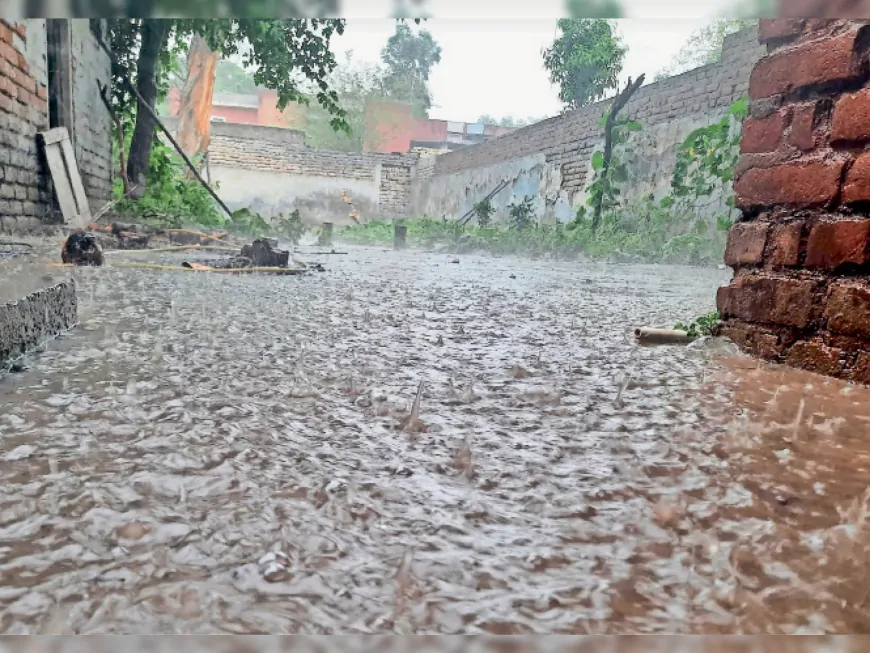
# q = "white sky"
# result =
<box><xmin>330</xmin><ymin>0</ymin><xmax>743</xmax><ymax>123</ymax></box>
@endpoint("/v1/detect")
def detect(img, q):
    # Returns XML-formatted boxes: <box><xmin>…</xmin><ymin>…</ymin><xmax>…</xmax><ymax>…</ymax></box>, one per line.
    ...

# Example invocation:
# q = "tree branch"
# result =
<box><xmin>591</xmin><ymin>73</ymin><xmax>645</xmax><ymax>232</ymax></box>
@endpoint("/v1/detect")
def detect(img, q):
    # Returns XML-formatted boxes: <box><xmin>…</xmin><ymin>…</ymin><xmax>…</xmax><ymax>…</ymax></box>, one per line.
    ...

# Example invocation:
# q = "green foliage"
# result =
<box><xmin>337</xmin><ymin>199</ymin><xmax>729</xmax><ymax>266</ymax></box>
<box><xmin>274</xmin><ymin>210</ymin><xmax>309</xmax><ymax>245</ymax></box>
<box><xmin>112</xmin><ymin>139</ymin><xmax>226</xmax><ymax>228</ymax></box>
<box><xmin>380</xmin><ymin>22</ymin><xmax>442</xmax><ymax>117</ymax></box>
<box><xmin>572</xmin><ymin>112</ymin><xmax>641</xmax><ymax>226</ymax></box>
<box><xmin>472</xmin><ymin>196</ymin><xmax>495</xmax><ymax>228</ymax></box>
<box><xmin>674</xmin><ymin>312</ymin><xmax>721</xmax><ymax>339</ymax></box>
<box><xmin>228</xmin><ymin>208</ymin><xmax>271</xmax><ymax>237</ymax></box>
<box><xmin>303</xmin><ymin>51</ymin><xmax>436</xmax><ymax>151</ymax></box>
<box><xmin>672</xmin><ymin>96</ymin><xmax>747</xmax><ymax>201</ymax></box>
<box><xmin>109</xmin><ymin>19</ymin><xmax>348</xmax><ymax>131</ymax></box>
<box><xmin>508</xmin><ymin>196</ymin><xmax>536</xmax><ymax>231</ymax></box>
<box><xmin>542</xmin><ymin>19</ymin><xmax>627</xmax><ymax>110</ymax></box>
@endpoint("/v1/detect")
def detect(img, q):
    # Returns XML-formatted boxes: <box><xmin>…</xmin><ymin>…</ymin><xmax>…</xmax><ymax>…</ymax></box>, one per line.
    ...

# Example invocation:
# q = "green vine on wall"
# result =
<box><xmin>668</xmin><ymin>95</ymin><xmax>748</xmax><ymax>207</ymax></box>
<box><xmin>571</xmin><ymin>111</ymin><xmax>642</xmax><ymax>227</ymax></box>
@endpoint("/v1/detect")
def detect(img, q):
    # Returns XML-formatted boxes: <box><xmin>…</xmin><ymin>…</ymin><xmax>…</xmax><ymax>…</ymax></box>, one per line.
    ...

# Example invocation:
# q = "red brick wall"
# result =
<box><xmin>0</xmin><ymin>19</ymin><xmax>51</xmax><ymax>232</ymax></box>
<box><xmin>718</xmin><ymin>19</ymin><xmax>870</xmax><ymax>382</ymax></box>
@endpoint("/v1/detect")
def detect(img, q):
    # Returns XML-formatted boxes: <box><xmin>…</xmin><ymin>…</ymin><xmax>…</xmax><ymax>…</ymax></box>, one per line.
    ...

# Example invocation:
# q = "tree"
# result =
<box><xmin>542</xmin><ymin>19</ymin><xmax>627</xmax><ymax>111</ymax></box>
<box><xmin>654</xmin><ymin>19</ymin><xmax>756</xmax><ymax>81</ymax></box>
<box><xmin>380</xmin><ymin>22</ymin><xmax>442</xmax><ymax>117</ymax></box>
<box><xmin>302</xmin><ymin>54</ymin><xmax>399</xmax><ymax>151</ymax></box>
<box><xmin>214</xmin><ymin>59</ymin><xmax>259</xmax><ymax>94</ymax></box>
<box><xmin>108</xmin><ymin>18</ymin><xmax>347</xmax><ymax>197</ymax></box>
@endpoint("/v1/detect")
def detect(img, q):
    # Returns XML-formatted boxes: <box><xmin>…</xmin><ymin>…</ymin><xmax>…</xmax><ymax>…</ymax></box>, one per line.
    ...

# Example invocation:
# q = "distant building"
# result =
<box><xmin>166</xmin><ymin>85</ymin><xmax>516</xmax><ymax>153</ymax></box>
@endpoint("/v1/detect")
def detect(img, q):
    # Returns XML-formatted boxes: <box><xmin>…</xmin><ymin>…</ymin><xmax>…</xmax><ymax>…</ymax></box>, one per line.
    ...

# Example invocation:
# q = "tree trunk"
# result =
<box><xmin>126</xmin><ymin>19</ymin><xmax>170</xmax><ymax>199</ymax></box>
<box><xmin>175</xmin><ymin>35</ymin><xmax>219</xmax><ymax>176</ymax></box>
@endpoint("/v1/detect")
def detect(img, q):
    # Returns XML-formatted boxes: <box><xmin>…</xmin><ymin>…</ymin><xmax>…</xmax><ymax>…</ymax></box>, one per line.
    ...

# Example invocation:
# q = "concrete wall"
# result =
<box><xmin>201</xmin><ymin>123</ymin><xmax>418</xmax><ymax>226</ymax></box>
<box><xmin>413</xmin><ymin>25</ymin><xmax>767</xmax><ymax>225</ymax></box>
<box><xmin>0</xmin><ymin>280</ymin><xmax>77</xmax><ymax>367</ymax></box>
<box><xmin>0</xmin><ymin>19</ymin><xmax>112</xmax><ymax>233</ymax></box>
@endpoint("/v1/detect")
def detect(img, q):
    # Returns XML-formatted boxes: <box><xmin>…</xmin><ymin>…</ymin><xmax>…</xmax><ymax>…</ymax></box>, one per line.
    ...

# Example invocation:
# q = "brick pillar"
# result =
<box><xmin>718</xmin><ymin>19</ymin><xmax>870</xmax><ymax>382</ymax></box>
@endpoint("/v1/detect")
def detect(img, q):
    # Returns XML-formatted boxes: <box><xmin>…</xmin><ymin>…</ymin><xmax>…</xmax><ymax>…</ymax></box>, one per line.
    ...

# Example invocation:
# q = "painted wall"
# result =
<box><xmin>413</xmin><ymin>26</ymin><xmax>766</xmax><ymax>226</ymax></box>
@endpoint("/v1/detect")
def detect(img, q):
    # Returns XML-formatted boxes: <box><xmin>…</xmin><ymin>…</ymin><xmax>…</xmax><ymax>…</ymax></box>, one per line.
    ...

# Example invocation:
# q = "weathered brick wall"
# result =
<box><xmin>208</xmin><ymin>133</ymin><xmax>416</xmax><ymax>181</ymax></box>
<box><xmin>71</xmin><ymin>20</ymin><xmax>112</xmax><ymax>211</ymax></box>
<box><xmin>379</xmin><ymin>164</ymin><xmax>412</xmax><ymax>216</ymax></box>
<box><xmin>0</xmin><ymin>19</ymin><xmax>112</xmax><ymax>232</ymax></box>
<box><xmin>415</xmin><ymin>26</ymin><xmax>766</xmax><ymax>224</ymax></box>
<box><xmin>200</xmin><ymin>123</ymin><xmax>418</xmax><ymax>223</ymax></box>
<box><xmin>0</xmin><ymin>19</ymin><xmax>51</xmax><ymax>232</ymax></box>
<box><xmin>718</xmin><ymin>19</ymin><xmax>870</xmax><ymax>383</ymax></box>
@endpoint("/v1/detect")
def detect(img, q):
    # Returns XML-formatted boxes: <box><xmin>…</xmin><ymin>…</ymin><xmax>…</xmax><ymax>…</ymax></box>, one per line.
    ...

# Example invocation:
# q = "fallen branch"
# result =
<box><xmin>111</xmin><ymin>261</ymin><xmax>308</xmax><ymax>275</ymax></box>
<box><xmin>95</xmin><ymin>37</ymin><xmax>235</xmax><ymax>221</ymax></box>
<box><xmin>459</xmin><ymin>179</ymin><xmax>510</xmax><ymax>227</ymax></box>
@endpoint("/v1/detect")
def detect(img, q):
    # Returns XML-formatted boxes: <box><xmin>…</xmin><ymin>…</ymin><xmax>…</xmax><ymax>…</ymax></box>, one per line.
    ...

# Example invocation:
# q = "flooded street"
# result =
<box><xmin>2</xmin><ymin>246</ymin><xmax>870</xmax><ymax>635</ymax></box>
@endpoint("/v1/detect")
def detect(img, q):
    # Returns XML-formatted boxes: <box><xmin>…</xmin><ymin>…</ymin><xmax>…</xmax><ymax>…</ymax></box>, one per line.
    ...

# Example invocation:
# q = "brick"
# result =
<box><xmin>724</xmin><ymin>221</ymin><xmax>769</xmax><ymax>266</ymax></box>
<box><xmin>717</xmin><ymin>276</ymin><xmax>819</xmax><ymax>328</ymax></box>
<box><xmin>741</xmin><ymin>110</ymin><xmax>789</xmax><ymax>154</ymax></box>
<box><xmin>786</xmin><ymin>341</ymin><xmax>846</xmax><ymax>377</ymax></box>
<box><xmin>36</xmin><ymin>85</ymin><xmax>45</xmax><ymax>101</ymax></box>
<box><xmin>805</xmin><ymin>219</ymin><xmax>870</xmax><ymax>269</ymax></box>
<box><xmin>758</xmin><ymin>19</ymin><xmax>805</xmax><ymax>43</ymax></box>
<box><xmin>768</xmin><ymin>221</ymin><xmax>804</xmax><ymax>267</ymax></box>
<box><xmin>842</xmin><ymin>154</ymin><xmax>870</xmax><ymax>204</ymax></box>
<box><xmin>787</xmin><ymin>102</ymin><xmax>820</xmax><ymax>150</ymax></box>
<box><xmin>749</xmin><ymin>29</ymin><xmax>861</xmax><ymax>99</ymax></box>
<box><xmin>825</xmin><ymin>283</ymin><xmax>870</xmax><ymax>336</ymax></box>
<box><xmin>0</xmin><ymin>22</ymin><xmax>10</xmax><ymax>45</ymax></box>
<box><xmin>734</xmin><ymin>159</ymin><xmax>844</xmax><ymax>208</ymax></box>
<box><xmin>831</xmin><ymin>89</ymin><xmax>870</xmax><ymax>142</ymax></box>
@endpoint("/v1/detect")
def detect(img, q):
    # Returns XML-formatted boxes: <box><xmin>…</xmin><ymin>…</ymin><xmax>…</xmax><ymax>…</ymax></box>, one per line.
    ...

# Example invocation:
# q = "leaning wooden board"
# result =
<box><xmin>39</xmin><ymin>127</ymin><xmax>91</xmax><ymax>228</ymax></box>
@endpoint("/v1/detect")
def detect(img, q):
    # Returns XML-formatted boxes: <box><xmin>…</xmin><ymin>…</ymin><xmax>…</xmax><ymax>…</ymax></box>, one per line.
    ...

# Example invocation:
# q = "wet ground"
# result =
<box><xmin>2</xmin><ymin>245</ymin><xmax>870</xmax><ymax>636</ymax></box>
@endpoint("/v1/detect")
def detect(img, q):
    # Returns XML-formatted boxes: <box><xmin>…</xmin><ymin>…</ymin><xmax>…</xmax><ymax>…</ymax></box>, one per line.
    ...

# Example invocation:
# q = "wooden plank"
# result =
<box><xmin>43</xmin><ymin>142</ymin><xmax>81</xmax><ymax>227</ymax></box>
<box><xmin>59</xmin><ymin>136</ymin><xmax>91</xmax><ymax>221</ymax></box>
<box><xmin>40</xmin><ymin>127</ymin><xmax>68</xmax><ymax>146</ymax></box>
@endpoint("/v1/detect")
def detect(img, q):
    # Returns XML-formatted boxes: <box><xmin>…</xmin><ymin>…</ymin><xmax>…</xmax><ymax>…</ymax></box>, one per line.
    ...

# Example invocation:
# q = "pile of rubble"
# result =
<box><xmin>59</xmin><ymin>221</ymin><xmax>307</xmax><ymax>274</ymax></box>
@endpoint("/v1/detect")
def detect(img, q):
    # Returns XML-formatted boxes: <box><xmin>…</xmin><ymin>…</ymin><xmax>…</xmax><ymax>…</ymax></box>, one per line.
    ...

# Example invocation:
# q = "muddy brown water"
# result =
<box><xmin>2</xmin><ymin>246</ymin><xmax>870</xmax><ymax>636</ymax></box>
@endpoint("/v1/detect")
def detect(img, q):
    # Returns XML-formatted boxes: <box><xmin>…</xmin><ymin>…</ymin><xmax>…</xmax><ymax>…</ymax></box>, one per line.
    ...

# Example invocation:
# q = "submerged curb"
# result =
<box><xmin>0</xmin><ymin>280</ymin><xmax>77</xmax><ymax>367</ymax></box>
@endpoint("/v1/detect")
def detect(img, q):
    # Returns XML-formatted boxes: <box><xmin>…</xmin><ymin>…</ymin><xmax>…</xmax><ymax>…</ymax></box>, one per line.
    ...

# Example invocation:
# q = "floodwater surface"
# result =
<box><xmin>2</xmin><ymin>246</ymin><xmax>870</xmax><ymax>635</ymax></box>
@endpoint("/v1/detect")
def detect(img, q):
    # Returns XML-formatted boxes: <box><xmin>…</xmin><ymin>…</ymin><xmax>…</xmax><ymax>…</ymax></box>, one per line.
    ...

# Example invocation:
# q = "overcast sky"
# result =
<box><xmin>330</xmin><ymin>0</ymin><xmax>744</xmax><ymax>123</ymax></box>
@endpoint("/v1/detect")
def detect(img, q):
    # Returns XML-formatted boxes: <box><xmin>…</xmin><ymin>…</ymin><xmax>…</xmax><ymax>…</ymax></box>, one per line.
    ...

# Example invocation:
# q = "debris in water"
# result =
<box><xmin>116</xmin><ymin>522</ymin><xmax>152</xmax><ymax>541</ymax></box>
<box><xmin>258</xmin><ymin>551</ymin><xmax>292</xmax><ymax>583</ymax></box>
<box><xmin>635</xmin><ymin>327</ymin><xmax>691</xmax><ymax>345</ymax></box>
<box><xmin>61</xmin><ymin>231</ymin><xmax>104</xmax><ymax>266</ymax></box>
